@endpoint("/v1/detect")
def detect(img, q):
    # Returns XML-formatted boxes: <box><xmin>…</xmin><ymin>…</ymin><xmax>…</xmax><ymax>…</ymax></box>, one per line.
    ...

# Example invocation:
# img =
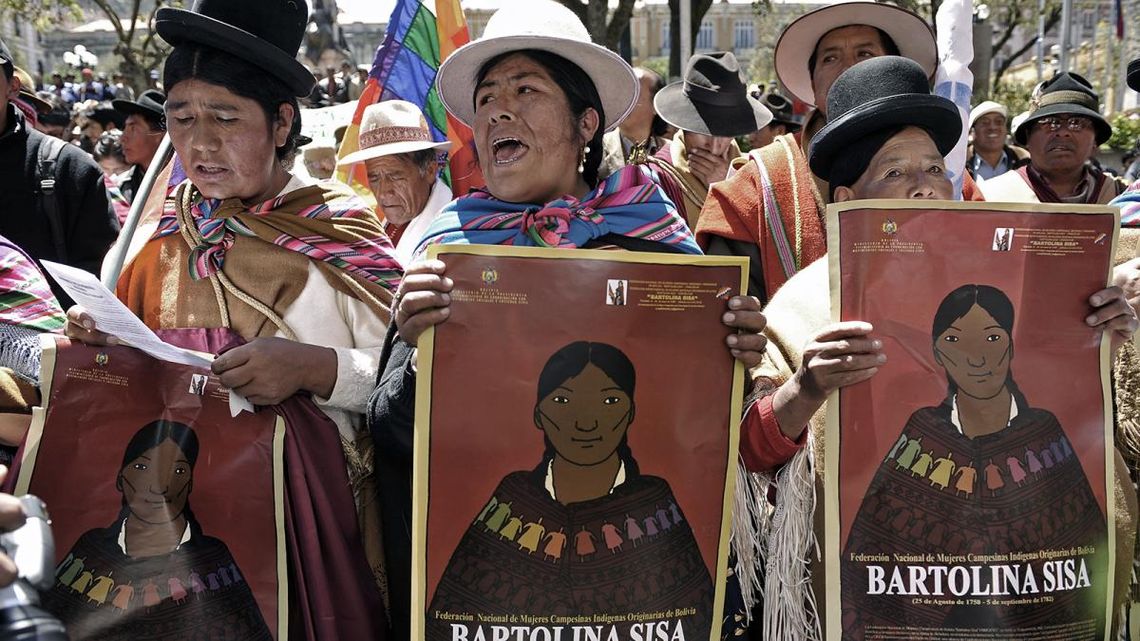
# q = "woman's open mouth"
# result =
<box><xmin>196</xmin><ymin>164</ymin><xmax>228</xmax><ymax>177</ymax></box>
<box><xmin>491</xmin><ymin>137</ymin><xmax>528</xmax><ymax>165</ymax></box>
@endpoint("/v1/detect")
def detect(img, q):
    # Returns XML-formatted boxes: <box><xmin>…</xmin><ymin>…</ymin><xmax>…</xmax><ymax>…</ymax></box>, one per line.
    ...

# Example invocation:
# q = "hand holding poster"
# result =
<box><xmin>826</xmin><ymin>201</ymin><xmax>1119</xmax><ymax>640</ymax></box>
<box><xmin>17</xmin><ymin>337</ymin><xmax>286</xmax><ymax>641</ymax></box>
<box><xmin>412</xmin><ymin>246</ymin><xmax>747</xmax><ymax>641</ymax></box>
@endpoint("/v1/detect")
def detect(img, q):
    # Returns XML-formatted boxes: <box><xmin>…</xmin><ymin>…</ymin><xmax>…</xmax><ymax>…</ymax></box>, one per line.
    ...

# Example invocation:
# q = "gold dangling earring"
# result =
<box><xmin>577</xmin><ymin>145</ymin><xmax>590</xmax><ymax>174</ymax></box>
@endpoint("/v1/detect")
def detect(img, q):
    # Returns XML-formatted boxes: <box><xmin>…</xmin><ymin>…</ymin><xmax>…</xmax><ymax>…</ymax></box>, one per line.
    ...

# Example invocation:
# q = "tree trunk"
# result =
<box><xmin>990</xmin><ymin>6</ymin><xmax>1061</xmax><ymax>88</ymax></box>
<box><xmin>668</xmin><ymin>0</ymin><xmax>714</xmax><ymax>78</ymax></box>
<box><xmin>552</xmin><ymin>0</ymin><xmax>637</xmax><ymax>52</ymax></box>
<box><xmin>585</xmin><ymin>0</ymin><xmax>608</xmax><ymax>46</ymax></box>
<box><xmin>604</xmin><ymin>0</ymin><xmax>637</xmax><ymax>52</ymax></box>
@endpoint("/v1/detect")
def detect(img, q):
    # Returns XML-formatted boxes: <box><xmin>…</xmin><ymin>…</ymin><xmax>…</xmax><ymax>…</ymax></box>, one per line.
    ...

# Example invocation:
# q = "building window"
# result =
<box><xmin>660</xmin><ymin>18</ymin><xmax>670</xmax><ymax>55</ymax></box>
<box><xmin>695</xmin><ymin>19</ymin><xmax>714</xmax><ymax>51</ymax></box>
<box><xmin>734</xmin><ymin>19</ymin><xmax>754</xmax><ymax>50</ymax></box>
<box><xmin>1080</xmin><ymin>10</ymin><xmax>1095</xmax><ymax>32</ymax></box>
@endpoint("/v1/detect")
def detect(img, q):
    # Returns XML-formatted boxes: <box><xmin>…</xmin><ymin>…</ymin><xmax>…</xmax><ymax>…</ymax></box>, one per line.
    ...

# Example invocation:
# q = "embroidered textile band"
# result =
<box><xmin>1033</xmin><ymin>90</ymin><xmax>1098</xmax><ymax>110</ymax></box>
<box><xmin>359</xmin><ymin>125</ymin><xmax>434</xmax><ymax>150</ymax></box>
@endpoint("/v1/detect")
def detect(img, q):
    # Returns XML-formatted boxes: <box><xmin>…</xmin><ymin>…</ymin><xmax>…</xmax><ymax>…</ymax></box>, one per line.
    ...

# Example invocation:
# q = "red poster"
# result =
<box><xmin>413</xmin><ymin>245</ymin><xmax>747</xmax><ymax>641</ymax></box>
<box><xmin>826</xmin><ymin>201</ymin><xmax>1118</xmax><ymax>641</ymax></box>
<box><xmin>17</xmin><ymin>338</ymin><xmax>286</xmax><ymax>641</ymax></box>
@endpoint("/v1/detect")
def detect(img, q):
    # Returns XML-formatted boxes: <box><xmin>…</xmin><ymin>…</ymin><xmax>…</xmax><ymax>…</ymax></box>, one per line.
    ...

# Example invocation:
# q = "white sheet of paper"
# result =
<box><xmin>229</xmin><ymin>390</ymin><xmax>254</xmax><ymax>417</ymax></box>
<box><xmin>41</xmin><ymin>261</ymin><xmax>254</xmax><ymax>415</ymax></box>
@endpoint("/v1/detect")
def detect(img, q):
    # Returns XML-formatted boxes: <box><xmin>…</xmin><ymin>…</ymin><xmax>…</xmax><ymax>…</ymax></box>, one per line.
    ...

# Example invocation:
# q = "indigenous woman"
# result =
<box><xmin>64</xmin><ymin>1</ymin><xmax>397</xmax><ymax>637</ymax></box>
<box><xmin>733</xmin><ymin>56</ymin><xmax>1138</xmax><ymax>636</ymax></box>
<box><xmin>368</xmin><ymin>2</ymin><xmax>768</xmax><ymax>637</ymax></box>
<box><xmin>841</xmin><ymin>285</ymin><xmax>1107</xmax><ymax>634</ymax></box>
<box><xmin>44</xmin><ymin>420</ymin><xmax>269</xmax><ymax>641</ymax></box>
<box><xmin>428</xmin><ymin>342</ymin><xmax>713</xmax><ymax>639</ymax></box>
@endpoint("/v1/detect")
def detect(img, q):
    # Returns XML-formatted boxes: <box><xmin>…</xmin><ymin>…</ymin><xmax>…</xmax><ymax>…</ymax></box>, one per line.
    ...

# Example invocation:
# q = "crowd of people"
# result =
<box><xmin>0</xmin><ymin>0</ymin><xmax>1139</xmax><ymax>639</ymax></box>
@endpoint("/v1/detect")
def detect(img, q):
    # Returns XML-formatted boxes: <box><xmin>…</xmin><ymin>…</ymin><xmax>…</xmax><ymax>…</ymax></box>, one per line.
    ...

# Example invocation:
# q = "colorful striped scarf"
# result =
<box><xmin>0</xmin><ymin>235</ymin><xmax>65</xmax><ymax>333</ymax></box>
<box><xmin>1114</xmin><ymin>179</ymin><xmax>1140</xmax><ymax>226</ymax></box>
<box><xmin>153</xmin><ymin>180</ymin><xmax>403</xmax><ymax>292</ymax></box>
<box><xmin>414</xmin><ymin>164</ymin><xmax>701</xmax><ymax>256</ymax></box>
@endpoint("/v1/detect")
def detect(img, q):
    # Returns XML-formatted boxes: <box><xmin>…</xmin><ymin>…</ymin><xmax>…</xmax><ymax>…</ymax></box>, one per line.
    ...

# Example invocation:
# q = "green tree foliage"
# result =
<box><xmin>1106</xmin><ymin>112</ymin><xmax>1140</xmax><ymax>152</ymax></box>
<box><xmin>987</xmin><ymin>0</ymin><xmax>1062</xmax><ymax>88</ymax></box>
<box><xmin>0</xmin><ymin>0</ymin><xmax>79</xmax><ymax>30</ymax></box>
<box><xmin>872</xmin><ymin>0</ymin><xmax>1063</xmax><ymax>96</ymax></box>
<box><xmin>989</xmin><ymin>77</ymin><xmax>1037</xmax><ymax>119</ymax></box>
<box><xmin>0</xmin><ymin>0</ymin><xmax>178</xmax><ymax>91</ymax></box>
<box><xmin>747</xmin><ymin>2</ymin><xmax>795</xmax><ymax>90</ymax></box>
<box><xmin>639</xmin><ymin>56</ymin><xmax>669</xmax><ymax>82</ymax></box>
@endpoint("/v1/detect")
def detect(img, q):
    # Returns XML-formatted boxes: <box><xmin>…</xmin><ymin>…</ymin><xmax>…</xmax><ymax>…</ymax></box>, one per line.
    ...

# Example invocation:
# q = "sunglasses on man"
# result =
<box><xmin>1033</xmin><ymin>116</ymin><xmax>1093</xmax><ymax>133</ymax></box>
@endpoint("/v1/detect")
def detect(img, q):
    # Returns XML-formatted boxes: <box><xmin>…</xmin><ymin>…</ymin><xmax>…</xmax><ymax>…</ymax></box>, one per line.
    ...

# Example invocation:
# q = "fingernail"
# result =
<box><xmin>440</xmin><ymin>307</ymin><xmax>450</xmax><ymax>316</ymax></box>
<box><xmin>83</xmin><ymin>320</ymin><xmax>94</xmax><ymax>330</ymax></box>
<box><xmin>107</xmin><ymin>336</ymin><xmax>120</xmax><ymax>345</ymax></box>
<box><xmin>723</xmin><ymin>312</ymin><xmax>735</xmax><ymax>323</ymax></box>
<box><xmin>729</xmin><ymin>298</ymin><xmax>741</xmax><ymax>309</ymax></box>
<box><xmin>1086</xmin><ymin>315</ymin><xmax>1097</xmax><ymax>325</ymax></box>
<box><xmin>441</xmin><ymin>293</ymin><xmax>451</xmax><ymax>304</ymax></box>
<box><xmin>872</xmin><ymin>339</ymin><xmax>882</xmax><ymax>349</ymax></box>
<box><xmin>1091</xmin><ymin>296</ymin><xmax>1103</xmax><ymax>305</ymax></box>
<box><xmin>877</xmin><ymin>354</ymin><xmax>887</xmax><ymax>363</ymax></box>
<box><xmin>443</xmin><ymin>278</ymin><xmax>454</xmax><ymax>288</ymax></box>
<box><xmin>727</xmin><ymin>335</ymin><xmax>739</xmax><ymax>346</ymax></box>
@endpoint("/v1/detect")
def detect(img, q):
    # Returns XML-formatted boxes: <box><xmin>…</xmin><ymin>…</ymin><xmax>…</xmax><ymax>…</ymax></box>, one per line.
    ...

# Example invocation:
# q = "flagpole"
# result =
<box><xmin>101</xmin><ymin>135</ymin><xmax>174</xmax><ymax>288</ymax></box>
<box><xmin>1114</xmin><ymin>0</ymin><xmax>1127</xmax><ymax>112</ymax></box>
<box><xmin>680</xmin><ymin>0</ymin><xmax>691</xmax><ymax>77</ymax></box>
<box><xmin>1035</xmin><ymin>0</ymin><xmax>1046</xmax><ymax>81</ymax></box>
<box><xmin>1059</xmin><ymin>0</ymin><xmax>1073</xmax><ymax>72</ymax></box>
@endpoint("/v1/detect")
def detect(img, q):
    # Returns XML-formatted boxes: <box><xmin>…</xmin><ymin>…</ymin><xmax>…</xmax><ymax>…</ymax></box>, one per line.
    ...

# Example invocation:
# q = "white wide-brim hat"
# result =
<box><xmin>435</xmin><ymin>0</ymin><xmax>638</xmax><ymax>133</ymax></box>
<box><xmin>968</xmin><ymin>100</ymin><xmax>1008</xmax><ymax>129</ymax></box>
<box><xmin>774</xmin><ymin>1</ymin><xmax>938</xmax><ymax>107</ymax></box>
<box><xmin>338</xmin><ymin>99</ymin><xmax>452</xmax><ymax>166</ymax></box>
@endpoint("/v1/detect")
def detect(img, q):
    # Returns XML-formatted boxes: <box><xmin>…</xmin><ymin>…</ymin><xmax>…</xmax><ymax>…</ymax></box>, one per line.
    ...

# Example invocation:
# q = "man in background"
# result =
<box><xmin>965</xmin><ymin>100</ymin><xmax>1027</xmax><ymax>184</ymax></box>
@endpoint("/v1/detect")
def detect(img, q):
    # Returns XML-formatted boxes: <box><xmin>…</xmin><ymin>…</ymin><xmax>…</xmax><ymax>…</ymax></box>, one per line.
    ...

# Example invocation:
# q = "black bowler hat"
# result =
<box><xmin>112</xmin><ymin>89</ymin><xmax>166</xmax><ymax>123</ymax></box>
<box><xmin>758</xmin><ymin>92</ymin><xmax>802</xmax><ymax>132</ymax></box>
<box><xmin>654</xmin><ymin>52</ymin><xmax>772</xmax><ymax>137</ymax></box>
<box><xmin>87</xmin><ymin>106</ymin><xmax>126</xmax><ymax>130</ymax></box>
<box><xmin>810</xmin><ymin>56</ymin><xmax>960</xmax><ymax>181</ymax></box>
<box><xmin>1013</xmin><ymin>72</ymin><xmax>1111</xmax><ymax>145</ymax></box>
<box><xmin>155</xmin><ymin>0</ymin><xmax>315</xmax><ymax>97</ymax></box>
<box><xmin>1128</xmin><ymin>57</ymin><xmax>1139</xmax><ymax>92</ymax></box>
<box><xmin>40</xmin><ymin>108</ymin><xmax>70</xmax><ymax>126</ymax></box>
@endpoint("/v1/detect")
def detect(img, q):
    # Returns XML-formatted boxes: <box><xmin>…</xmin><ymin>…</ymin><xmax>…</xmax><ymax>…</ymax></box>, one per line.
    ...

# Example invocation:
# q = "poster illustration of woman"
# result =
<box><xmin>839</xmin><ymin>284</ymin><xmax>1108</xmax><ymax>636</ymax></box>
<box><xmin>42</xmin><ymin>420</ymin><xmax>271</xmax><ymax>640</ymax></box>
<box><xmin>415</xmin><ymin>246</ymin><xmax>744</xmax><ymax>641</ymax></box>
<box><xmin>426</xmin><ymin>341</ymin><xmax>713</xmax><ymax>639</ymax></box>
<box><xmin>16</xmin><ymin>339</ymin><xmax>285</xmax><ymax>641</ymax></box>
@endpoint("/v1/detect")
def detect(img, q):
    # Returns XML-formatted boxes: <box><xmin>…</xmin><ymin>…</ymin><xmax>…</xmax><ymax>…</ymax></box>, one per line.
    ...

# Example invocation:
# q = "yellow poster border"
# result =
<box><xmin>410</xmin><ymin>243</ymin><xmax>749</xmax><ymax>641</ymax></box>
<box><xmin>824</xmin><ymin>199</ymin><xmax>1120</xmax><ymax>641</ymax></box>
<box><xmin>18</xmin><ymin>337</ymin><xmax>290</xmax><ymax>641</ymax></box>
